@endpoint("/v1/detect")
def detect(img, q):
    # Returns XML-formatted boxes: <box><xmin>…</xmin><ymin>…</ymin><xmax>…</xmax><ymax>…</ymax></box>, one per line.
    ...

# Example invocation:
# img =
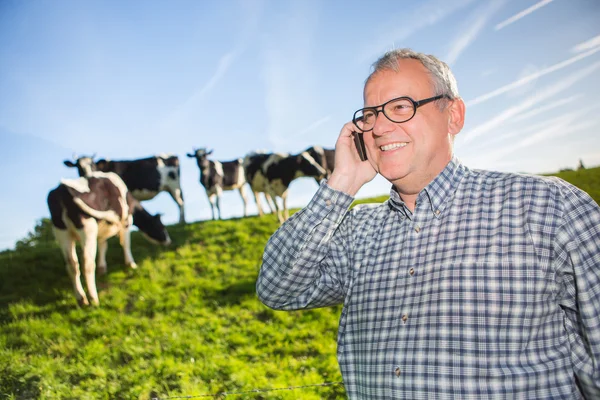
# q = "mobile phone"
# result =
<box><xmin>352</xmin><ymin>131</ymin><xmax>367</xmax><ymax>161</ymax></box>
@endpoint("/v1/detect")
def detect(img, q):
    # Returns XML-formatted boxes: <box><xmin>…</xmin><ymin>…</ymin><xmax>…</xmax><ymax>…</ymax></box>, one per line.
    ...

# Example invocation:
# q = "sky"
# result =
<box><xmin>1</xmin><ymin>0</ymin><xmax>599</xmax><ymax>251</ymax></box>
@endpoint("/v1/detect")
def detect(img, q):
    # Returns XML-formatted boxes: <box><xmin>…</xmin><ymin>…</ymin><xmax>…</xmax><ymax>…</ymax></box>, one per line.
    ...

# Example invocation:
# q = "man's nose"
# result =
<box><xmin>372</xmin><ymin>110</ymin><xmax>394</xmax><ymax>136</ymax></box>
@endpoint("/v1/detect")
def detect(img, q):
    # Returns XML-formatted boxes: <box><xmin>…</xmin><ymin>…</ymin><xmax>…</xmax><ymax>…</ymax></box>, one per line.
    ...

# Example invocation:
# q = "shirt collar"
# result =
<box><xmin>388</xmin><ymin>156</ymin><xmax>467</xmax><ymax>219</ymax></box>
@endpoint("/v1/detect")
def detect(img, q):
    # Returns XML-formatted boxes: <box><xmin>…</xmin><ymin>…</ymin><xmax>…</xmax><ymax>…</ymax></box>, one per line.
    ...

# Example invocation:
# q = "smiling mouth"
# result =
<box><xmin>380</xmin><ymin>142</ymin><xmax>408</xmax><ymax>151</ymax></box>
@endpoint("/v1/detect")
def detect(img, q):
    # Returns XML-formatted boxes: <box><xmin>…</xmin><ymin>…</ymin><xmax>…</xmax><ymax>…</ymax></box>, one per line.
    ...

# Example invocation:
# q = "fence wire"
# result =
<box><xmin>152</xmin><ymin>381</ymin><xmax>344</xmax><ymax>399</ymax></box>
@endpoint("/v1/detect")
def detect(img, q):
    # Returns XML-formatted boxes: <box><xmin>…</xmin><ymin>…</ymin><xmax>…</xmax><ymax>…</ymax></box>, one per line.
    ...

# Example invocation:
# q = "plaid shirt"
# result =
<box><xmin>257</xmin><ymin>157</ymin><xmax>600</xmax><ymax>399</ymax></box>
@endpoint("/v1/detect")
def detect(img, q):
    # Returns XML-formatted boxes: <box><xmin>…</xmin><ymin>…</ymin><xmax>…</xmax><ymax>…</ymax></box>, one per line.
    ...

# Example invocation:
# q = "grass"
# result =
<box><xmin>0</xmin><ymin>216</ymin><xmax>344</xmax><ymax>399</ymax></box>
<box><xmin>1</xmin><ymin>165</ymin><xmax>599</xmax><ymax>399</ymax></box>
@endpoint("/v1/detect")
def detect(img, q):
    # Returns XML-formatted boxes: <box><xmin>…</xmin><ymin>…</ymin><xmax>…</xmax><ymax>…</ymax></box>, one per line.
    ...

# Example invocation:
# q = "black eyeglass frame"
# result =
<box><xmin>352</xmin><ymin>94</ymin><xmax>450</xmax><ymax>132</ymax></box>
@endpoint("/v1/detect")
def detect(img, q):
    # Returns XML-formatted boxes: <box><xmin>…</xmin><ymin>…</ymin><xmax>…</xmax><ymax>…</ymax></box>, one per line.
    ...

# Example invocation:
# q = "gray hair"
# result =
<box><xmin>366</xmin><ymin>48</ymin><xmax>460</xmax><ymax>110</ymax></box>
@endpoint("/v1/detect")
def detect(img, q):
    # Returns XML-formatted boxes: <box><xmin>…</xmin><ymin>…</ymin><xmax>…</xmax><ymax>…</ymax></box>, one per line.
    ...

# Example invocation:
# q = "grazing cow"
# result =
<box><xmin>64</xmin><ymin>154</ymin><xmax>185</xmax><ymax>223</ymax></box>
<box><xmin>187</xmin><ymin>148</ymin><xmax>250</xmax><ymax>220</ymax></box>
<box><xmin>47</xmin><ymin>172</ymin><xmax>171</xmax><ymax>306</ymax></box>
<box><xmin>305</xmin><ymin>146</ymin><xmax>335</xmax><ymax>183</ymax></box>
<box><xmin>244</xmin><ymin>151</ymin><xmax>326</xmax><ymax>223</ymax></box>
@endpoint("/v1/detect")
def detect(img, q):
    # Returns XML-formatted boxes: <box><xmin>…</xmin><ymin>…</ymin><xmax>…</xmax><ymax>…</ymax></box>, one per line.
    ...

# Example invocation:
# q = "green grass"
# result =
<box><xmin>546</xmin><ymin>165</ymin><xmax>600</xmax><ymax>204</ymax></box>
<box><xmin>1</xmin><ymin>165</ymin><xmax>599</xmax><ymax>399</ymax></box>
<box><xmin>0</xmin><ymin>215</ymin><xmax>344</xmax><ymax>399</ymax></box>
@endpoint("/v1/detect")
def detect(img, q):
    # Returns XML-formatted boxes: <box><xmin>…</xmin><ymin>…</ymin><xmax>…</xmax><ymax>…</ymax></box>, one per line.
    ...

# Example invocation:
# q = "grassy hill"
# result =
<box><xmin>0</xmin><ymin>216</ymin><xmax>344</xmax><ymax>399</ymax></box>
<box><xmin>1</xmin><ymin>165</ymin><xmax>599</xmax><ymax>399</ymax></box>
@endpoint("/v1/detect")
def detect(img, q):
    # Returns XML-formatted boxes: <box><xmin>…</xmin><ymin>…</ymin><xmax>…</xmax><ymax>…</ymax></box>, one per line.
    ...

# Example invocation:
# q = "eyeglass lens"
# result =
<box><xmin>356</xmin><ymin>98</ymin><xmax>415</xmax><ymax>131</ymax></box>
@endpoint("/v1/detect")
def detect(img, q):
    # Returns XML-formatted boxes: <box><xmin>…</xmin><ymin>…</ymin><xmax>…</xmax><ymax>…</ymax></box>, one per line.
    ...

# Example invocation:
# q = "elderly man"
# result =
<box><xmin>256</xmin><ymin>48</ymin><xmax>600</xmax><ymax>399</ymax></box>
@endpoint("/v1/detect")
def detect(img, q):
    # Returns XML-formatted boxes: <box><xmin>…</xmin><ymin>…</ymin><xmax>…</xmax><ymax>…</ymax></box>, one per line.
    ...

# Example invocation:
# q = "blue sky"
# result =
<box><xmin>1</xmin><ymin>0</ymin><xmax>599</xmax><ymax>250</ymax></box>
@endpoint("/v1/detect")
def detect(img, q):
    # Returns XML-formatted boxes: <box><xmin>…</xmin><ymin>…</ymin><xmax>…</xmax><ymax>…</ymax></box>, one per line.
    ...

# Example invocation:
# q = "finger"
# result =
<box><xmin>339</xmin><ymin>121</ymin><xmax>358</xmax><ymax>139</ymax></box>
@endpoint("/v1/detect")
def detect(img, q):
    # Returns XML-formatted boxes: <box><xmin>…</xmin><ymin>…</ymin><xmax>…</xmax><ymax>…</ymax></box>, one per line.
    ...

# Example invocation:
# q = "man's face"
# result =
<box><xmin>363</xmin><ymin>59</ymin><xmax>460</xmax><ymax>192</ymax></box>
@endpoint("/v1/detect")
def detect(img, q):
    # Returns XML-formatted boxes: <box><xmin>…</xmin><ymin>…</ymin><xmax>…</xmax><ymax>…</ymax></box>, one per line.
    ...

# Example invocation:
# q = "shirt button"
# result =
<box><xmin>414</xmin><ymin>225</ymin><xmax>420</xmax><ymax>233</ymax></box>
<box><xmin>394</xmin><ymin>366</ymin><xmax>401</xmax><ymax>377</ymax></box>
<box><xmin>402</xmin><ymin>314</ymin><xmax>408</xmax><ymax>323</ymax></box>
<box><xmin>409</xmin><ymin>268</ymin><xmax>414</xmax><ymax>276</ymax></box>
<box><xmin>325</xmin><ymin>199</ymin><xmax>332</xmax><ymax>206</ymax></box>
<box><xmin>435</xmin><ymin>209</ymin><xmax>441</xmax><ymax>216</ymax></box>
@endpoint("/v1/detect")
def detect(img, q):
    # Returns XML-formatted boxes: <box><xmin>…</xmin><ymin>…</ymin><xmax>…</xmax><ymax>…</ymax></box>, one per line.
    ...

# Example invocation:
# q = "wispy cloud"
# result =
<box><xmin>466</xmin><ymin>46</ymin><xmax>600</xmax><ymax>107</ymax></box>
<box><xmin>160</xmin><ymin>51</ymin><xmax>236</xmax><ymax>133</ymax></box>
<box><xmin>295</xmin><ymin>116</ymin><xmax>331</xmax><ymax>137</ymax></box>
<box><xmin>445</xmin><ymin>0</ymin><xmax>506</xmax><ymax>65</ymax></box>
<box><xmin>462</xmin><ymin>61</ymin><xmax>600</xmax><ymax>142</ymax></box>
<box><xmin>572</xmin><ymin>34</ymin><xmax>600</xmax><ymax>53</ymax></box>
<box><xmin>510</xmin><ymin>94</ymin><xmax>582</xmax><ymax>123</ymax></box>
<box><xmin>465</xmin><ymin>111</ymin><xmax>595</xmax><ymax>167</ymax></box>
<box><xmin>186</xmin><ymin>52</ymin><xmax>236</xmax><ymax>102</ymax></box>
<box><xmin>466</xmin><ymin>102</ymin><xmax>599</xmax><ymax>152</ymax></box>
<box><xmin>361</xmin><ymin>0</ymin><xmax>478</xmax><ymax>63</ymax></box>
<box><xmin>494</xmin><ymin>0</ymin><xmax>555</xmax><ymax>31</ymax></box>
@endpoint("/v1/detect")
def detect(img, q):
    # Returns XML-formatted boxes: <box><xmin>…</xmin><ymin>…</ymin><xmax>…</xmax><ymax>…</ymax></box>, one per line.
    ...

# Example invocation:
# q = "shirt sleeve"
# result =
<box><xmin>256</xmin><ymin>180</ymin><xmax>356</xmax><ymax>310</ymax></box>
<box><xmin>554</xmin><ymin>182</ymin><xmax>600</xmax><ymax>398</ymax></box>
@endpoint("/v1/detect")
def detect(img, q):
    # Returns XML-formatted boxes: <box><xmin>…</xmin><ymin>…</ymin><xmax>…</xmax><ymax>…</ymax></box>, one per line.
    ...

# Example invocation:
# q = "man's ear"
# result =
<box><xmin>447</xmin><ymin>98</ymin><xmax>466</xmax><ymax>137</ymax></box>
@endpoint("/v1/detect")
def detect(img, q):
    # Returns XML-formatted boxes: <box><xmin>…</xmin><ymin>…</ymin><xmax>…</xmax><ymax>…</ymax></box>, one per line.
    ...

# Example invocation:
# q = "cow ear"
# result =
<box><xmin>187</xmin><ymin>153</ymin><xmax>195</xmax><ymax>158</ymax></box>
<box><xmin>64</xmin><ymin>160</ymin><xmax>76</xmax><ymax>167</ymax></box>
<box><xmin>208</xmin><ymin>149</ymin><xmax>213</xmax><ymax>155</ymax></box>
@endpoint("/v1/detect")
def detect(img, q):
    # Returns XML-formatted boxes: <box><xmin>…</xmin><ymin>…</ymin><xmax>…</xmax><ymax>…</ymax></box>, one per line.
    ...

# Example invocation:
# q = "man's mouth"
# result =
<box><xmin>380</xmin><ymin>142</ymin><xmax>408</xmax><ymax>151</ymax></box>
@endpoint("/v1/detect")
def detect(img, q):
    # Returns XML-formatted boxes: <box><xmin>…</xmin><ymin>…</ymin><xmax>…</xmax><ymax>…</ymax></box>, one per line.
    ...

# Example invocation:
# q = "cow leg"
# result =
<box><xmin>253</xmin><ymin>191</ymin><xmax>265</xmax><ymax>216</ymax></box>
<box><xmin>282</xmin><ymin>190</ymin><xmax>290</xmax><ymax>221</ymax></box>
<box><xmin>96</xmin><ymin>240</ymin><xmax>108</xmax><ymax>275</ymax></box>
<box><xmin>238</xmin><ymin>185</ymin><xmax>250</xmax><ymax>217</ymax></box>
<box><xmin>54</xmin><ymin>228</ymin><xmax>89</xmax><ymax>306</ymax></box>
<box><xmin>168</xmin><ymin>188</ymin><xmax>185</xmax><ymax>224</ymax></box>
<box><xmin>267</xmin><ymin>190</ymin><xmax>284</xmax><ymax>223</ymax></box>
<box><xmin>119</xmin><ymin>226</ymin><xmax>137</xmax><ymax>269</ymax></box>
<box><xmin>265</xmin><ymin>193</ymin><xmax>276</xmax><ymax>214</ymax></box>
<box><xmin>79</xmin><ymin>220</ymin><xmax>100</xmax><ymax>306</ymax></box>
<box><xmin>216</xmin><ymin>186</ymin><xmax>223</xmax><ymax>220</ymax></box>
<box><xmin>208</xmin><ymin>193</ymin><xmax>218</xmax><ymax>220</ymax></box>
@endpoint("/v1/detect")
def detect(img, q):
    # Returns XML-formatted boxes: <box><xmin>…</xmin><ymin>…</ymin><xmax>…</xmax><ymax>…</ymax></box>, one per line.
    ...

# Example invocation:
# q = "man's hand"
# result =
<box><xmin>327</xmin><ymin>121</ymin><xmax>377</xmax><ymax>196</ymax></box>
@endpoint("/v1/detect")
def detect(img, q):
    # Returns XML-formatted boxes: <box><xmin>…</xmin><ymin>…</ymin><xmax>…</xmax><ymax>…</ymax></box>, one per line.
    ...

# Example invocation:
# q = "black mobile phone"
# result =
<box><xmin>352</xmin><ymin>131</ymin><xmax>367</xmax><ymax>161</ymax></box>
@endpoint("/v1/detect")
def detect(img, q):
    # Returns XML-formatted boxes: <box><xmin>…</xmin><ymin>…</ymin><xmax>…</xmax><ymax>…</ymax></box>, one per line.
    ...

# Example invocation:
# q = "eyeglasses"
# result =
<box><xmin>353</xmin><ymin>94</ymin><xmax>449</xmax><ymax>132</ymax></box>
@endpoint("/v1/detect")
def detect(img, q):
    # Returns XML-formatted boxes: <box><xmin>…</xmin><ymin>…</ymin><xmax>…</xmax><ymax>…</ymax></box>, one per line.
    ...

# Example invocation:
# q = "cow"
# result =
<box><xmin>47</xmin><ymin>171</ymin><xmax>171</xmax><ymax>306</ymax></box>
<box><xmin>64</xmin><ymin>154</ymin><xmax>185</xmax><ymax>224</ymax></box>
<box><xmin>243</xmin><ymin>151</ymin><xmax>326</xmax><ymax>223</ymax></box>
<box><xmin>305</xmin><ymin>146</ymin><xmax>336</xmax><ymax>183</ymax></box>
<box><xmin>186</xmin><ymin>148</ymin><xmax>250</xmax><ymax>220</ymax></box>
<box><xmin>242</xmin><ymin>151</ymin><xmax>279</xmax><ymax>216</ymax></box>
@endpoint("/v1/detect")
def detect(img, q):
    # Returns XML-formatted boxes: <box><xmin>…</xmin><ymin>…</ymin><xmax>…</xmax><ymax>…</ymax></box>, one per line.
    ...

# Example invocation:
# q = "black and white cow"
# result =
<box><xmin>241</xmin><ymin>151</ymin><xmax>278</xmax><ymax>216</ymax></box>
<box><xmin>47</xmin><ymin>172</ymin><xmax>171</xmax><ymax>306</ymax></box>
<box><xmin>187</xmin><ymin>148</ymin><xmax>250</xmax><ymax>220</ymax></box>
<box><xmin>64</xmin><ymin>154</ymin><xmax>185</xmax><ymax>223</ymax></box>
<box><xmin>244</xmin><ymin>151</ymin><xmax>326</xmax><ymax>223</ymax></box>
<box><xmin>305</xmin><ymin>146</ymin><xmax>336</xmax><ymax>183</ymax></box>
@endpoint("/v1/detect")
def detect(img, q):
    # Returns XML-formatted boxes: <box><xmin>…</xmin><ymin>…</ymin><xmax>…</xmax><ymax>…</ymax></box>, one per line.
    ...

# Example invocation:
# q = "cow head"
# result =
<box><xmin>187</xmin><ymin>148</ymin><xmax>213</xmax><ymax>168</ymax></box>
<box><xmin>295</xmin><ymin>152</ymin><xmax>327</xmax><ymax>179</ymax></box>
<box><xmin>63</xmin><ymin>154</ymin><xmax>98</xmax><ymax>177</ymax></box>
<box><xmin>132</xmin><ymin>206</ymin><xmax>171</xmax><ymax>246</ymax></box>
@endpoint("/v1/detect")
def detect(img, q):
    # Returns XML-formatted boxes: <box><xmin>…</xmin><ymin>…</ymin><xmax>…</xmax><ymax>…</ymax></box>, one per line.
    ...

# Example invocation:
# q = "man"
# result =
<box><xmin>256</xmin><ymin>48</ymin><xmax>600</xmax><ymax>399</ymax></box>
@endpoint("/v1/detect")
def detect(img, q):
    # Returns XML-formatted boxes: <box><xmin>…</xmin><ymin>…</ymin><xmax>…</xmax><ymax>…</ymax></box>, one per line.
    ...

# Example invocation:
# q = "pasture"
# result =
<box><xmin>1</xmin><ymin>165</ymin><xmax>598</xmax><ymax>399</ymax></box>
<box><xmin>0</xmin><ymin>214</ymin><xmax>347</xmax><ymax>399</ymax></box>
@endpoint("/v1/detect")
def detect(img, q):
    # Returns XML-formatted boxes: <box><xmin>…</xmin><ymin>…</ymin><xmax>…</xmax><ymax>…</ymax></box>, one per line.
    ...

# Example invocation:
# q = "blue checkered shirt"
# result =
<box><xmin>256</xmin><ymin>157</ymin><xmax>600</xmax><ymax>399</ymax></box>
